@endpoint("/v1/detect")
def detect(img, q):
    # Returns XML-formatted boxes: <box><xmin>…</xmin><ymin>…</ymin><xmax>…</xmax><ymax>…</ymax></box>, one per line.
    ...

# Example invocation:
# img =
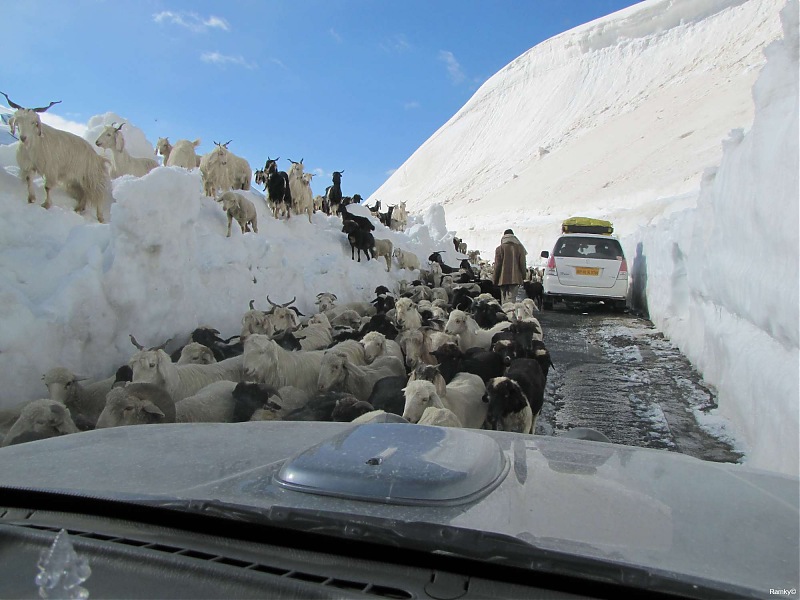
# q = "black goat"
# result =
<box><xmin>331</xmin><ymin>396</ymin><xmax>374</xmax><ymax>422</ymax></box>
<box><xmin>428</xmin><ymin>251</ymin><xmax>459</xmax><ymax>274</ymax></box>
<box><xmin>523</xmin><ymin>280</ymin><xmax>544</xmax><ymax>309</ymax></box>
<box><xmin>169</xmin><ymin>327</ymin><xmax>243</xmax><ymax>363</ymax></box>
<box><xmin>370</xmin><ymin>293</ymin><xmax>396</xmax><ymax>315</ymax></box>
<box><xmin>429</xmin><ymin>342</ymin><xmax>504</xmax><ymax>384</ymax></box>
<box><xmin>451</xmin><ymin>287</ymin><xmax>477</xmax><ymax>311</ymax></box>
<box><xmin>230</xmin><ymin>382</ymin><xmax>283</xmax><ymax>422</ymax></box>
<box><xmin>358</xmin><ymin>313</ymin><xmax>399</xmax><ymax>340</ymax></box>
<box><xmin>490</xmin><ymin>320</ymin><xmax>543</xmax><ymax>362</ymax></box>
<box><xmin>378</xmin><ymin>205</ymin><xmax>394</xmax><ymax>227</ymax></box>
<box><xmin>340</xmin><ymin>203</ymin><xmax>375</xmax><ymax>231</ymax></box>
<box><xmin>470</xmin><ymin>297</ymin><xmax>508</xmax><ymax>328</ymax></box>
<box><xmin>367</xmin><ymin>375</ymin><xmax>407</xmax><ymax>416</ymax></box>
<box><xmin>342</xmin><ymin>220</ymin><xmax>374</xmax><ymax>261</ymax></box>
<box><xmin>325</xmin><ymin>170</ymin><xmax>344</xmax><ymax>215</ymax></box>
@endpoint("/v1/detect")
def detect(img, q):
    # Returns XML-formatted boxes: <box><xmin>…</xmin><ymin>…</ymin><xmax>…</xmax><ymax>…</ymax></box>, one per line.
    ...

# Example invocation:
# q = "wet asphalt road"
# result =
<box><xmin>534</xmin><ymin>303</ymin><xmax>743</xmax><ymax>464</ymax></box>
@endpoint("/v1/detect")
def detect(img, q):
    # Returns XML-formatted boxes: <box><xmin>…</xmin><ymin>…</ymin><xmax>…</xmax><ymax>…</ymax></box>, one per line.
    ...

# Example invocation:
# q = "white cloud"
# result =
<box><xmin>201</xmin><ymin>52</ymin><xmax>257</xmax><ymax>70</ymax></box>
<box><xmin>438</xmin><ymin>50</ymin><xmax>466</xmax><ymax>85</ymax></box>
<box><xmin>154</xmin><ymin>11</ymin><xmax>230</xmax><ymax>33</ymax></box>
<box><xmin>404</xmin><ymin>101</ymin><xmax>420</xmax><ymax>110</ymax></box>
<box><xmin>329</xmin><ymin>28</ymin><xmax>342</xmax><ymax>43</ymax></box>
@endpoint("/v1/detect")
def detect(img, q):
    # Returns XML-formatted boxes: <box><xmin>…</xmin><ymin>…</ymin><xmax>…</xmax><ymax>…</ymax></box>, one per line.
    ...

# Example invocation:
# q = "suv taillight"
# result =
<box><xmin>618</xmin><ymin>258</ymin><xmax>628</xmax><ymax>279</ymax></box>
<box><xmin>546</xmin><ymin>255</ymin><xmax>556</xmax><ymax>274</ymax></box>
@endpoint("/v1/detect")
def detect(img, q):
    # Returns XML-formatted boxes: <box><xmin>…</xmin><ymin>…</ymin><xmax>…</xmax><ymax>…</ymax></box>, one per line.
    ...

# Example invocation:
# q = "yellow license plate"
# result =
<box><xmin>575</xmin><ymin>267</ymin><xmax>600</xmax><ymax>276</ymax></box>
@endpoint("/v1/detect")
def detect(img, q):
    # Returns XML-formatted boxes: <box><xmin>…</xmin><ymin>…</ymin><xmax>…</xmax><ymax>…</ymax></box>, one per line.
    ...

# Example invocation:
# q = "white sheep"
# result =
<box><xmin>293</xmin><ymin>313</ymin><xmax>333</xmax><ymax>351</ymax></box>
<box><xmin>393</xmin><ymin>248</ymin><xmax>420</xmax><ymax>272</ymax></box>
<box><xmin>317</xmin><ymin>354</ymin><xmax>405</xmax><ymax>402</ymax></box>
<box><xmin>416</xmin><ymin>406</ymin><xmax>462</xmax><ymax>428</ymax></box>
<box><xmin>329</xmin><ymin>309</ymin><xmax>362</xmax><ymax>330</ymax></box>
<box><xmin>402</xmin><ymin>374</ymin><xmax>487</xmax><ymax>429</ymax></box>
<box><xmin>372</xmin><ymin>239</ymin><xmax>393</xmax><ymax>272</ymax></box>
<box><xmin>42</xmin><ymin>367</ymin><xmax>117</xmax><ymax>428</ymax></box>
<box><xmin>219</xmin><ymin>191</ymin><xmax>258</xmax><ymax>237</ymax></box>
<box><xmin>94</xmin><ymin>123</ymin><xmax>158</xmax><ymax>178</ymax></box>
<box><xmin>175</xmin><ymin>381</ymin><xmax>239</xmax><ymax>423</ymax></box>
<box><xmin>164</xmin><ymin>138</ymin><xmax>201</xmax><ymax>169</ymax></box>
<box><xmin>360</xmin><ymin>331</ymin><xmax>404</xmax><ymax>365</ymax></box>
<box><xmin>350</xmin><ymin>409</ymin><xmax>409</xmax><ymax>425</ymax></box>
<box><xmin>128</xmin><ymin>337</ymin><xmax>244</xmax><ymax>402</ymax></box>
<box><xmin>177</xmin><ymin>342</ymin><xmax>217</xmax><ymax>365</ymax></box>
<box><xmin>4</xmin><ymin>93</ymin><xmax>109</xmax><ymax>222</ymax></box>
<box><xmin>1</xmin><ymin>399</ymin><xmax>80</xmax><ymax>446</ymax></box>
<box><xmin>95</xmin><ymin>383</ymin><xmax>177</xmax><ymax>428</ymax></box>
<box><xmin>444</xmin><ymin>309</ymin><xmax>512</xmax><ymax>351</ymax></box>
<box><xmin>0</xmin><ymin>400</ymin><xmax>39</xmax><ymax>443</ymax></box>
<box><xmin>243</xmin><ymin>334</ymin><xmax>326</xmax><ymax>396</ymax></box>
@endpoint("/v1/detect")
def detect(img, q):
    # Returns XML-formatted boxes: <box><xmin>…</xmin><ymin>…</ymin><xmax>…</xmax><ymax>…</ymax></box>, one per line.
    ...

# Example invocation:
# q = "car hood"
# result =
<box><xmin>0</xmin><ymin>421</ymin><xmax>797</xmax><ymax>595</ymax></box>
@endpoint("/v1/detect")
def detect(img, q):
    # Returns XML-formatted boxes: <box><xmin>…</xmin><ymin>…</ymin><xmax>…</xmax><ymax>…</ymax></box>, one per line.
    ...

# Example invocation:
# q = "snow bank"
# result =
<box><xmin>628</xmin><ymin>0</ymin><xmax>799</xmax><ymax>475</ymax></box>
<box><xmin>0</xmin><ymin>119</ymin><xmax>450</xmax><ymax>403</ymax></box>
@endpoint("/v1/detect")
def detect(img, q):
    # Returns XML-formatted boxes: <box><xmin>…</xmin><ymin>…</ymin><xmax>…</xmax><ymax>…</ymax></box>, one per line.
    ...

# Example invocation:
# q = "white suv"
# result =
<box><xmin>541</xmin><ymin>234</ymin><xmax>628</xmax><ymax>311</ymax></box>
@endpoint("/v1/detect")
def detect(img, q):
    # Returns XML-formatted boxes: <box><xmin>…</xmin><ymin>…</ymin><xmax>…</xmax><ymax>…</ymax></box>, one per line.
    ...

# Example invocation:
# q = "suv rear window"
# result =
<box><xmin>554</xmin><ymin>237</ymin><xmax>624</xmax><ymax>259</ymax></box>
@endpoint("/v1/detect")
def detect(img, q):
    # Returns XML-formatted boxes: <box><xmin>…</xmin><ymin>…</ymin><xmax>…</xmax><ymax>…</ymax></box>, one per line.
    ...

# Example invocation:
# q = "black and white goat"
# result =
<box><xmin>483</xmin><ymin>357</ymin><xmax>546</xmax><ymax>433</ymax></box>
<box><xmin>263</xmin><ymin>157</ymin><xmax>292</xmax><ymax>219</ymax></box>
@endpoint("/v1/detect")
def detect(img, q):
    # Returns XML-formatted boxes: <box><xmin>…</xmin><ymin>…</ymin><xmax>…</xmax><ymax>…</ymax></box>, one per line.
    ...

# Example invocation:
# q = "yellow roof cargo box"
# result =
<box><xmin>561</xmin><ymin>217</ymin><xmax>614</xmax><ymax>235</ymax></box>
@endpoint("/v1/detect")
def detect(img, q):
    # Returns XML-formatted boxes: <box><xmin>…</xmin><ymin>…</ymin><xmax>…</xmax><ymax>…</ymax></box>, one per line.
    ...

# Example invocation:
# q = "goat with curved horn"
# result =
<box><xmin>0</xmin><ymin>92</ymin><xmax>62</xmax><ymax>113</ymax></box>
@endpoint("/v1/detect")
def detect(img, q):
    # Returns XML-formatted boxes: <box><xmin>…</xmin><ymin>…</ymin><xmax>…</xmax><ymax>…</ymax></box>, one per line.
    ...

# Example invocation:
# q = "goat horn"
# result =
<box><xmin>288</xmin><ymin>159</ymin><xmax>298</xmax><ymax>164</ymax></box>
<box><xmin>0</xmin><ymin>91</ymin><xmax>24</xmax><ymax>110</ymax></box>
<box><xmin>152</xmin><ymin>338</ymin><xmax>172</xmax><ymax>351</ymax></box>
<box><xmin>266</xmin><ymin>295</ymin><xmax>277</xmax><ymax>307</ymax></box>
<box><xmin>249</xmin><ymin>300</ymin><xmax>256</xmax><ymax>310</ymax></box>
<box><xmin>129</xmin><ymin>334</ymin><xmax>145</xmax><ymax>350</ymax></box>
<box><xmin>31</xmin><ymin>100</ymin><xmax>61</xmax><ymax>113</ymax></box>
<box><xmin>281</xmin><ymin>296</ymin><xmax>297</xmax><ymax>308</ymax></box>
<box><xmin>114</xmin><ymin>122</ymin><xmax>125</xmax><ymax>131</ymax></box>
<box><xmin>224</xmin><ymin>140</ymin><xmax>232</xmax><ymax>146</ymax></box>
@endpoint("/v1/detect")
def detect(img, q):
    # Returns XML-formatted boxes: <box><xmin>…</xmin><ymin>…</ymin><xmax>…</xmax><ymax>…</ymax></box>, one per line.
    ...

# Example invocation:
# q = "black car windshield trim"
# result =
<box><xmin>0</xmin><ymin>485</ymin><xmax>760</xmax><ymax>600</ymax></box>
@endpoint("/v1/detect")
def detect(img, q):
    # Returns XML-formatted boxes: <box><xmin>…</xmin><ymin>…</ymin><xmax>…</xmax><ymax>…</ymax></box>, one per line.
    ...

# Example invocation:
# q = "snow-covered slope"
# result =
<box><xmin>370</xmin><ymin>0</ymin><xmax>784</xmax><ymax>255</ymax></box>
<box><xmin>370</xmin><ymin>0</ymin><xmax>798</xmax><ymax>476</ymax></box>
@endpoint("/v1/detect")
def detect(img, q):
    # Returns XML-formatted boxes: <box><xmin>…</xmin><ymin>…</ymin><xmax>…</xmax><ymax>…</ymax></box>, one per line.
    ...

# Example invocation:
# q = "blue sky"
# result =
<box><xmin>3</xmin><ymin>0</ymin><xmax>642</xmax><ymax>199</ymax></box>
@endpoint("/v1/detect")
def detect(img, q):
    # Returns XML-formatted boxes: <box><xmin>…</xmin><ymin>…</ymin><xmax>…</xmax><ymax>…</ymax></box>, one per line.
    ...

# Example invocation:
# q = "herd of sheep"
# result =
<box><xmin>0</xmin><ymin>92</ymin><xmax>556</xmax><ymax>447</ymax></box>
<box><xmin>0</xmin><ymin>267</ymin><xmax>553</xmax><ymax>446</ymax></box>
